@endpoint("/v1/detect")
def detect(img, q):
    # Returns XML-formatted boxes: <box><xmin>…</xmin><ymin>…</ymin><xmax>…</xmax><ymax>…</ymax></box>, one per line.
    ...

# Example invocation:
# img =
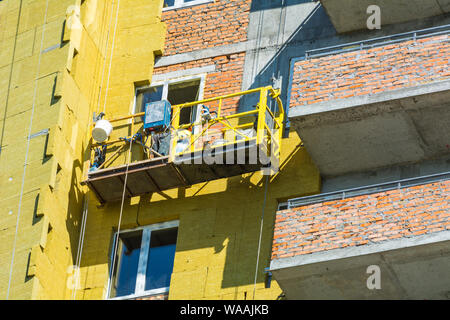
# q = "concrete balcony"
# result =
<box><xmin>270</xmin><ymin>173</ymin><xmax>450</xmax><ymax>299</ymax></box>
<box><xmin>288</xmin><ymin>28</ymin><xmax>450</xmax><ymax>177</ymax></box>
<box><xmin>320</xmin><ymin>0</ymin><xmax>450</xmax><ymax>33</ymax></box>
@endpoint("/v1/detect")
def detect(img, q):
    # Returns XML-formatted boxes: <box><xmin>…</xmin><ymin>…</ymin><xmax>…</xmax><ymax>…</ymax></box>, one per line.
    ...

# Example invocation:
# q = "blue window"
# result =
<box><xmin>111</xmin><ymin>230</ymin><xmax>142</xmax><ymax>297</ymax></box>
<box><xmin>136</xmin><ymin>78</ymin><xmax>201</xmax><ymax>125</ymax></box>
<box><xmin>135</xmin><ymin>85</ymin><xmax>163</xmax><ymax>113</ymax></box>
<box><xmin>109</xmin><ymin>221</ymin><xmax>179</xmax><ymax>299</ymax></box>
<box><xmin>145</xmin><ymin>228</ymin><xmax>177</xmax><ymax>291</ymax></box>
<box><xmin>163</xmin><ymin>0</ymin><xmax>176</xmax><ymax>7</ymax></box>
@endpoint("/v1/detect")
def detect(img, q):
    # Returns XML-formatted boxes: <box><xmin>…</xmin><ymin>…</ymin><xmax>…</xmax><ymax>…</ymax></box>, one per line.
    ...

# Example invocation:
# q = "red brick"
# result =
<box><xmin>289</xmin><ymin>34</ymin><xmax>450</xmax><ymax>108</ymax></box>
<box><xmin>271</xmin><ymin>179</ymin><xmax>450</xmax><ymax>260</ymax></box>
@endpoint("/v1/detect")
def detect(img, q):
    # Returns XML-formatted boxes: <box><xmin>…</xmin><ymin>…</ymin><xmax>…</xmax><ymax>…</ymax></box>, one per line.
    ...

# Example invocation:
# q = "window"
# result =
<box><xmin>163</xmin><ymin>0</ymin><xmax>214</xmax><ymax>10</ymax></box>
<box><xmin>135</xmin><ymin>86</ymin><xmax>164</xmax><ymax>119</ymax></box>
<box><xmin>108</xmin><ymin>221</ymin><xmax>179</xmax><ymax>299</ymax></box>
<box><xmin>277</xmin><ymin>202</ymin><xmax>288</xmax><ymax>210</ymax></box>
<box><xmin>134</xmin><ymin>76</ymin><xmax>204</xmax><ymax>126</ymax></box>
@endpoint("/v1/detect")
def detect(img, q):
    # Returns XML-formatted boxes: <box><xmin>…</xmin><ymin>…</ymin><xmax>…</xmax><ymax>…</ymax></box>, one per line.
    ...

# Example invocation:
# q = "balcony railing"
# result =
<box><xmin>88</xmin><ymin>86</ymin><xmax>283</xmax><ymax>170</ymax></box>
<box><xmin>287</xmin><ymin>171</ymin><xmax>450</xmax><ymax>209</ymax></box>
<box><xmin>304</xmin><ymin>24</ymin><xmax>450</xmax><ymax>60</ymax></box>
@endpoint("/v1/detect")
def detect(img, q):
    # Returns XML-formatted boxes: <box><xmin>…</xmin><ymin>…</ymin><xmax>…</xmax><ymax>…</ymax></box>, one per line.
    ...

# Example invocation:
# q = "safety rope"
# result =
<box><xmin>7</xmin><ymin>0</ymin><xmax>50</xmax><ymax>300</ymax></box>
<box><xmin>253</xmin><ymin>174</ymin><xmax>270</xmax><ymax>300</ymax></box>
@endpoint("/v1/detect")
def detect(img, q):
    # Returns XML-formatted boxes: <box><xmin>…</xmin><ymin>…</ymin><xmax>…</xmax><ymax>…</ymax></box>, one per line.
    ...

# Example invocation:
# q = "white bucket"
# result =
<box><xmin>92</xmin><ymin>119</ymin><xmax>113</xmax><ymax>143</ymax></box>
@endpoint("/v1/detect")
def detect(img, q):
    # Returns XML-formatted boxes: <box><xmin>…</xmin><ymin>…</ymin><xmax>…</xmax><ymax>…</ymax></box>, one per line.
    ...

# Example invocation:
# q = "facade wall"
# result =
<box><xmin>154</xmin><ymin>53</ymin><xmax>246</xmax><ymax>115</ymax></box>
<box><xmin>0</xmin><ymin>0</ymin><xmax>352</xmax><ymax>300</ymax></box>
<box><xmin>289</xmin><ymin>34</ymin><xmax>450</xmax><ymax>108</ymax></box>
<box><xmin>0</xmin><ymin>0</ymin><xmax>83</xmax><ymax>300</ymax></box>
<box><xmin>0</xmin><ymin>0</ymin><xmax>166</xmax><ymax>300</ymax></box>
<box><xmin>77</xmin><ymin>132</ymin><xmax>320</xmax><ymax>300</ymax></box>
<box><xmin>272</xmin><ymin>179</ymin><xmax>450</xmax><ymax>261</ymax></box>
<box><xmin>161</xmin><ymin>0</ymin><xmax>251</xmax><ymax>56</ymax></box>
<box><xmin>76</xmin><ymin>1</ymin><xmax>321</xmax><ymax>301</ymax></box>
<box><xmin>155</xmin><ymin>0</ymin><xmax>252</xmax><ymax>116</ymax></box>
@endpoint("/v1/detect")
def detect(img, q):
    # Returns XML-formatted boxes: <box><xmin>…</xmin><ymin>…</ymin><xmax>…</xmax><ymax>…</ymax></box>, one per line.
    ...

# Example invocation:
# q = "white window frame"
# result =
<box><xmin>163</xmin><ymin>0</ymin><xmax>214</xmax><ymax>11</ymax></box>
<box><xmin>106</xmin><ymin>220</ymin><xmax>179</xmax><ymax>300</ymax></box>
<box><xmin>133</xmin><ymin>74</ymin><xmax>206</xmax><ymax>134</ymax></box>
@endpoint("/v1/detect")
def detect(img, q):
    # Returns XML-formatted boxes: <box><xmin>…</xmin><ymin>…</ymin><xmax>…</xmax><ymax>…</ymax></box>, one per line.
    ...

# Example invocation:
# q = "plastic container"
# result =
<box><xmin>92</xmin><ymin>119</ymin><xmax>113</xmax><ymax>143</ymax></box>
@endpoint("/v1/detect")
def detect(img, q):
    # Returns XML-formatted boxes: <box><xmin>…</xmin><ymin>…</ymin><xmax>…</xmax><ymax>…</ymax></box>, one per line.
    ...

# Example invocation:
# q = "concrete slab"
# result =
<box><xmin>271</xmin><ymin>231</ymin><xmax>450</xmax><ymax>299</ymax></box>
<box><xmin>289</xmin><ymin>80</ymin><xmax>450</xmax><ymax>177</ymax></box>
<box><xmin>320</xmin><ymin>0</ymin><xmax>450</xmax><ymax>33</ymax></box>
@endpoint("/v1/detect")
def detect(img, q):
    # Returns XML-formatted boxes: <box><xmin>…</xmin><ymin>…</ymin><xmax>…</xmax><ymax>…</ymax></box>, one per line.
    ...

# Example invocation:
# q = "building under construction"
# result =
<box><xmin>0</xmin><ymin>0</ymin><xmax>449</xmax><ymax>300</ymax></box>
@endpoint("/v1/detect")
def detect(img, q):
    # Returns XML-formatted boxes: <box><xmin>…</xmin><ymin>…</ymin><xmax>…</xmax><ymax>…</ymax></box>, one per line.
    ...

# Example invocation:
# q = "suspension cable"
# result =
<box><xmin>6</xmin><ymin>0</ymin><xmax>50</xmax><ymax>300</ymax></box>
<box><xmin>96</xmin><ymin>0</ymin><xmax>116</xmax><ymax>116</ymax></box>
<box><xmin>107</xmin><ymin>132</ymin><xmax>134</xmax><ymax>298</ymax></box>
<box><xmin>102</xmin><ymin>0</ymin><xmax>121</xmax><ymax>114</ymax></box>
<box><xmin>72</xmin><ymin>193</ymin><xmax>89</xmax><ymax>300</ymax></box>
<box><xmin>71</xmin><ymin>0</ymin><xmax>116</xmax><ymax>300</ymax></box>
<box><xmin>101</xmin><ymin>0</ymin><xmax>127</xmax><ymax>297</ymax></box>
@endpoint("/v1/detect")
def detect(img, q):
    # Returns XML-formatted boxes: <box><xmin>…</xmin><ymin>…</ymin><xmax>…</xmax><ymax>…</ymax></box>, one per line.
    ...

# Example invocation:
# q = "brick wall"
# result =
<box><xmin>289</xmin><ymin>34</ymin><xmax>450</xmax><ymax>108</ymax></box>
<box><xmin>161</xmin><ymin>0</ymin><xmax>251</xmax><ymax>56</ymax></box>
<box><xmin>154</xmin><ymin>52</ymin><xmax>246</xmax><ymax>115</ymax></box>
<box><xmin>271</xmin><ymin>179</ymin><xmax>450</xmax><ymax>260</ymax></box>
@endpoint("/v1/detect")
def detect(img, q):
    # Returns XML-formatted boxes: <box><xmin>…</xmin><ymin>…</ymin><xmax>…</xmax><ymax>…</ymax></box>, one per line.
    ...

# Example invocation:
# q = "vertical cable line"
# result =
<box><xmin>250</xmin><ymin>6</ymin><xmax>265</xmax><ymax>88</ymax></box>
<box><xmin>6</xmin><ymin>0</ymin><xmax>50</xmax><ymax>300</ymax></box>
<box><xmin>253</xmin><ymin>174</ymin><xmax>270</xmax><ymax>300</ymax></box>
<box><xmin>71</xmin><ymin>0</ymin><xmax>116</xmax><ymax>300</ymax></box>
<box><xmin>71</xmin><ymin>194</ymin><xmax>89</xmax><ymax>300</ymax></box>
<box><xmin>271</xmin><ymin>0</ymin><xmax>286</xmax><ymax>86</ymax></box>
<box><xmin>89</xmin><ymin>0</ymin><xmax>128</xmax><ymax>299</ymax></box>
<box><xmin>107</xmin><ymin>136</ymin><xmax>134</xmax><ymax>298</ymax></box>
<box><xmin>0</xmin><ymin>0</ymin><xmax>24</xmax><ymax>157</ymax></box>
<box><xmin>96</xmin><ymin>0</ymin><xmax>116</xmax><ymax>115</ymax></box>
<box><xmin>102</xmin><ymin>0</ymin><xmax>121</xmax><ymax>114</ymax></box>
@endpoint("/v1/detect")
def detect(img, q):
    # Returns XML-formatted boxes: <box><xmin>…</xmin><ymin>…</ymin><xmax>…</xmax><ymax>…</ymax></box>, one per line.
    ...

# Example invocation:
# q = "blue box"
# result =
<box><xmin>144</xmin><ymin>100</ymin><xmax>171</xmax><ymax>132</ymax></box>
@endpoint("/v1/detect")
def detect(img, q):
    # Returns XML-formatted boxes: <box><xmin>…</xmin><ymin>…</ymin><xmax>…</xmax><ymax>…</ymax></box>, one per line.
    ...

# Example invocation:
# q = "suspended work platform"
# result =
<box><xmin>82</xmin><ymin>87</ymin><xmax>284</xmax><ymax>204</ymax></box>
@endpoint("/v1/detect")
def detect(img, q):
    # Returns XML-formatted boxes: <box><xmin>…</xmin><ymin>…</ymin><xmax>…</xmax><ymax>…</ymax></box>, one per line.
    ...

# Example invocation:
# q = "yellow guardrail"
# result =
<box><xmin>89</xmin><ymin>86</ymin><xmax>284</xmax><ymax>170</ymax></box>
